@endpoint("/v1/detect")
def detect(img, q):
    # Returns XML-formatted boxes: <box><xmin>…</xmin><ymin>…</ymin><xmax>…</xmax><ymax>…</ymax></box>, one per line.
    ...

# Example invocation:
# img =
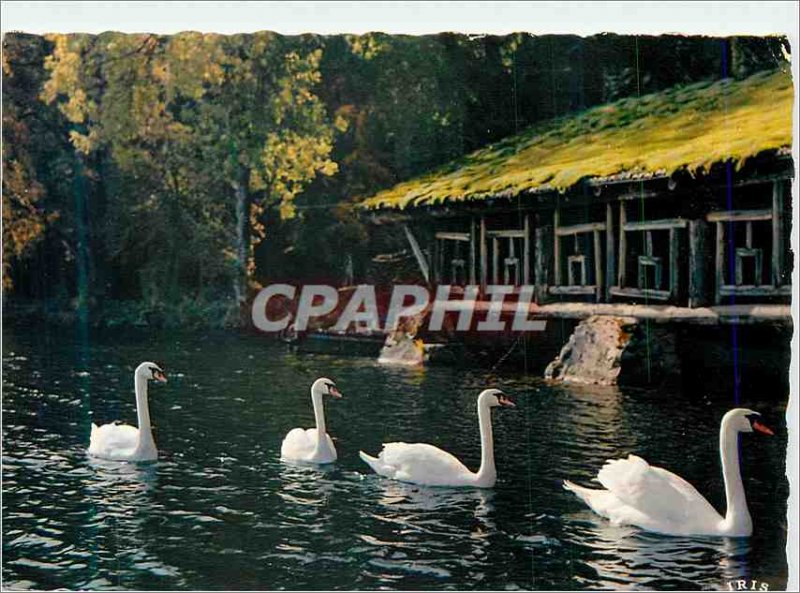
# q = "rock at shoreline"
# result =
<box><xmin>544</xmin><ymin>315</ymin><xmax>679</xmax><ymax>386</ymax></box>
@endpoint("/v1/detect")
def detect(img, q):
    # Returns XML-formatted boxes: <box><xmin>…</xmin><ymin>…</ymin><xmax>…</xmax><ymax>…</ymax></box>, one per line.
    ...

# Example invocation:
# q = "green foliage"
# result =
<box><xmin>2</xmin><ymin>31</ymin><xmax>790</xmax><ymax>326</ymax></box>
<box><xmin>2</xmin><ymin>34</ymin><xmax>67</xmax><ymax>292</ymax></box>
<box><xmin>37</xmin><ymin>31</ymin><xmax>342</xmax><ymax>308</ymax></box>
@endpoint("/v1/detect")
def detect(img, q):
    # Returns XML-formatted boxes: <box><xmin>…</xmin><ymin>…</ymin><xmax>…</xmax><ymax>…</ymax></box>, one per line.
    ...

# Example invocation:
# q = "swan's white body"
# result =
<box><xmin>87</xmin><ymin>362</ymin><xmax>166</xmax><ymax>462</ymax></box>
<box><xmin>280</xmin><ymin>378</ymin><xmax>341</xmax><ymax>464</ymax></box>
<box><xmin>359</xmin><ymin>389</ymin><xmax>514</xmax><ymax>488</ymax></box>
<box><xmin>564</xmin><ymin>408</ymin><xmax>772</xmax><ymax>537</ymax></box>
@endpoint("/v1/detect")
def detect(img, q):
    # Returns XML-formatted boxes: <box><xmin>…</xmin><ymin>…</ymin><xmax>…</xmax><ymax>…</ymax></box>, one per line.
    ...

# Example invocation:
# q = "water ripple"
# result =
<box><xmin>2</xmin><ymin>328</ymin><xmax>789</xmax><ymax>590</ymax></box>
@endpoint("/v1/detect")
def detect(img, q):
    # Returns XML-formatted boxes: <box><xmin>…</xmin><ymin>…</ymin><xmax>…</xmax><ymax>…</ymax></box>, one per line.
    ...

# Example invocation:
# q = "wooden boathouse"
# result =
<box><xmin>359</xmin><ymin>69</ymin><xmax>794</xmax><ymax>325</ymax></box>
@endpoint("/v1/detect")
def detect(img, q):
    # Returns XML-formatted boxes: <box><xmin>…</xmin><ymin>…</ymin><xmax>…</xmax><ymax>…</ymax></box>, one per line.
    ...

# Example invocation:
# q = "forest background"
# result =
<box><xmin>2</xmin><ymin>32</ymin><xmax>789</xmax><ymax>328</ymax></box>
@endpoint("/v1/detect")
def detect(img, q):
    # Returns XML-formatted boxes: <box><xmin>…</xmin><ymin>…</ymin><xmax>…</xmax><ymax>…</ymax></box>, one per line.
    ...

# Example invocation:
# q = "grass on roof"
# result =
<box><xmin>360</xmin><ymin>68</ymin><xmax>794</xmax><ymax>211</ymax></box>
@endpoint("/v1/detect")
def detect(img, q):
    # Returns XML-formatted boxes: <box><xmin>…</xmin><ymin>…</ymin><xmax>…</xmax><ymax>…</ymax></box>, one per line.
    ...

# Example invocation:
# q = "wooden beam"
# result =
<box><xmin>549</xmin><ymin>285</ymin><xmax>597</xmax><ymax>296</ymax></box>
<box><xmin>480</xmin><ymin>217</ymin><xmax>487</xmax><ymax>292</ymax></box>
<box><xmin>487</xmin><ymin>229</ymin><xmax>526</xmax><ymax>239</ymax></box>
<box><xmin>715</xmin><ymin>221</ymin><xmax>724</xmax><ymax>305</ymax></box>
<box><xmin>688</xmin><ymin>219</ymin><xmax>708</xmax><ymax>308</ymax></box>
<box><xmin>609</xmin><ymin>286</ymin><xmax>672</xmax><ymax>301</ymax></box>
<box><xmin>772</xmin><ymin>180</ymin><xmax>784</xmax><ymax>286</ymax></box>
<box><xmin>523</xmin><ymin>214</ymin><xmax>531</xmax><ymax>285</ymax></box>
<box><xmin>593</xmin><ymin>229</ymin><xmax>603</xmax><ymax>302</ymax></box>
<box><xmin>555</xmin><ymin>221</ymin><xmax>607</xmax><ymax>236</ymax></box>
<box><xmin>706</xmin><ymin>209</ymin><xmax>772</xmax><ymax>222</ymax></box>
<box><xmin>616</xmin><ymin>189</ymin><xmax>663</xmax><ymax>201</ymax></box>
<box><xmin>622</xmin><ymin>218</ymin><xmax>688</xmax><ymax>231</ymax></box>
<box><xmin>720</xmin><ymin>285</ymin><xmax>792</xmax><ymax>297</ymax></box>
<box><xmin>553</xmin><ymin>208</ymin><xmax>561</xmax><ymax>286</ymax></box>
<box><xmin>434</xmin><ymin>231</ymin><xmax>470</xmax><ymax>241</ymax></box>
<box><xmin>618</xmin><ymin>203</ymin><xmax>627</xmax><ymax>287</ymax></box>
<box><xmin>402</xmin><ymin>224</ymin><xmax>430</xmax><ymax>283</ymax></box>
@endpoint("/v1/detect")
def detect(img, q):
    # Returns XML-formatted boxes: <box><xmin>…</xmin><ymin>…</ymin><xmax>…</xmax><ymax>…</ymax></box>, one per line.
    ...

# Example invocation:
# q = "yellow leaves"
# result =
<box><xmin>61</xmin><ymin>88</ymin><xmax>89</xmax><ymax>123</ymax></box>
<box><xmin>68</xmin><ymin>128</ymin><xmax>100</xmax><ymax>154</ymax></box>
<box><xmin>334</xmin><ymin>113</ymin><xmax>349</xmax><ymax>133</ymax></box>
<box><xmin>262</xmin><ymin>127</ymin><xmax>338</xmax><ymax>220</ymax></box>
<box><xmin>346</xmin><ymin>34</ymin><xmax>386</xmax><ymax>60</ymax></box>
<box><xmin>41</xmin><ymin>34</ymin><xmax>92</xmax><ymax>126</ymax></box>
<box><xmin>35</xmin><ymin>30</ymin><xmax>346</xmax><ymax>270</ymax></box>
<box><xmin>161</xmin><ymin>32</ymin><xmax>228</xmax><ymax>98</ymax></box>
<box><xmin>320</xmin><ymin>160</ymin><xmax>339</xmax><ymax>177</ymax></box>
<box><xmin>2</xmin><ymin>160</ymin><xmax>51</xmax><ymax>290</ymax></box>
<box><xmin>279</xmin><ymin>201</ymin><xmax>296</xmax><ymax>220</ymax></box>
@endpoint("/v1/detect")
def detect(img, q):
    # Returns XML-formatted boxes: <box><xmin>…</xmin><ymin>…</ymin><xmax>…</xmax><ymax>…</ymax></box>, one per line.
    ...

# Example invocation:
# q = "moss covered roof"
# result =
<box><xmin>360</xmin><ymin>68</ymin><xmax>794</xmax><ymax>211</ymax></box>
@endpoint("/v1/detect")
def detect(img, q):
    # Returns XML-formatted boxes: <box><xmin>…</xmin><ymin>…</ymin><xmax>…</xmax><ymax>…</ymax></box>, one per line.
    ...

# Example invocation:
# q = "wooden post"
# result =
<box><xmin>479</xmin><ymin>217</ymin><xmax>487</xmax><ymax>292</ymax></box>
<box><xmin>402</xmin><ymin>224</ymin><xmax>430</xmax><ymax>283</ymax></box>
<box><xmin>593</xmin><ymin>229</ymin><xmax>603</xmax><ymax>302</ymax></box>
<box><xmin>669</xmin><ymin>227</ymin><xmax>679</xmax><ymax>300</ymax></box>
<box><xmin>534</xmin><ymin>221</ymin><xmax>548</xmax><ymax>303</ymax></box>
<box><xmin>553</xmin><ymin>207</ymin><xmax>561</xmax><ymax>287</ymax></box>
<box><xmin>618</xmin><ymin>203</ymin><xmax>627</xmax><ymax>287</ymax></box>
<box><xmin>492</xmin><ymin>237</ymin><xmax>500</xmax><ymax>285</ymax></box>
<box><xmin>469</xmin><ymin>218</ymin><xmax>477</xmax><ymax>286</ymax></box>
<box><xmin>506</xmin><ymin>237</ymin><xmax>516</xmax><ymax>284</ymax></box>
<box><xmin>715</xmin><ymin>220</ymin><xmax>725</xmax><ymax>305</ymax></box>
<box><xmin>435</xmin><ymin>239</ymin><xmax>443</xmax><ymax>284</ymax></box>
<box><xmin>605</xmin><ymin>203</ymin><xmax>615</xmax><ymax>301</ymax></box>
<box><xmin>523</xmin><ymin>214</ymin><xmax>531</xmax><ymax>285</ymax></box>
<box><xmin>688</xmin><ymin>219</ymin><xmax>707</xmax><ymax>308</ymax></box>
<box><xmin>772</xmin><ymin>180</ymin><xmax>784</xmax><ymax>286</ymax></box>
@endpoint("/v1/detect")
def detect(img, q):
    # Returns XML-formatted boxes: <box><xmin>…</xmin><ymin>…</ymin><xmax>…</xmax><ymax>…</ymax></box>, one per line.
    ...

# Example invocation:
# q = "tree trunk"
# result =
<box><xmin>73</xmin><ymin>148</ymin><xmax>91</xmax><ymax>325</ymax></box>
<box><xmin>233</xmin><ymin>165</ymin><xmax>252</xmax><ymax>315</ymax></box>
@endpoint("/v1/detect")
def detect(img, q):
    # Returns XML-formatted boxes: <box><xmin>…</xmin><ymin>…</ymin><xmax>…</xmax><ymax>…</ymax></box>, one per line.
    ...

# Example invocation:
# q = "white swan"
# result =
<box><xmin>280</xmin><ymin>378</ymin><xmax>342</xmax><ymax>464</ymax></box>
<box><xmin>87</xmin><ymin>362</ymin><xmax>167</xmax><ymax>462</ymax></box>
<box><xmin>359</xmin><ymin>389</ymin><xmax>515</xmax><ymax>488</ymax></box>
<box><xmin>563</xmin><ymin>408</ymin><xmax>774</xmax><ymax>537</ymax></box>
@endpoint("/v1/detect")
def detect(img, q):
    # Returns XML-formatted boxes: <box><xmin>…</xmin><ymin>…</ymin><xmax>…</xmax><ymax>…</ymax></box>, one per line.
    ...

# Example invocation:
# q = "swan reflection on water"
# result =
<box><xmin>86</xmin><ymin>456</ymin><xmax>158</xmax><ymax>506</ymax></box>
<box><xmin>373</xmin><ymin>478</ymin><xmax>495</xmax><ymax>516</ymax></box>
<box><xmin>564</xmin><ymin>511</ymin><xmax>752</xmax><ymax>590</ymax></box>
<box><xmin>276</xmin><ymin>460</ymin><xmax>340</xmax><ymax>507</ymax></box>
<box><xmin>81</xmin><ymin>456</ymin><xmax>185</xmax><ymax>588</ymax></box>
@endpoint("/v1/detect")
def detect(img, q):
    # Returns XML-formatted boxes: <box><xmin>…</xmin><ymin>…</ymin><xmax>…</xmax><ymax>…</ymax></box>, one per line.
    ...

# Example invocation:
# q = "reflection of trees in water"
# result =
<box><xmin>83</xmin><ymin>459</ymin><xmax>184</xmax><ymax>588</ymax></box>
<box><xmin>565</xmin><ymin>512</ymin><xmax>751</xmax><ymax>589</ymax></box>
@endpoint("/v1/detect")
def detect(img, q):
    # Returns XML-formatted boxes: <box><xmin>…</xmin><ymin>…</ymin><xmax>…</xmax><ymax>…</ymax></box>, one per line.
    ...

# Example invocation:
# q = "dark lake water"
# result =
<box><xmin>2</xmin><ymin>322</ymin><xmax>789</xmax><ymax>590</ymax></box>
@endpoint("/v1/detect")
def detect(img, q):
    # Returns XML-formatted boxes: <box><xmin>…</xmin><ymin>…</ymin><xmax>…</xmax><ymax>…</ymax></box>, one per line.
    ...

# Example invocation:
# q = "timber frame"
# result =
<box><xmin>375</xmin><ymin>159</ymin><xmax>793</xmax><ymax>311</ymax></box>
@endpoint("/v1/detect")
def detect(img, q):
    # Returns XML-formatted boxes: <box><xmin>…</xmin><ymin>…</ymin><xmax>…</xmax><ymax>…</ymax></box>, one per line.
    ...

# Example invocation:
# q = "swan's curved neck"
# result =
<box><xmin>135</xmin><ymin>374</ymin><xmax>154</xmax><ymax>446</ymax></box>
<box><xmin>475</xmin><ymin>402</ymin><xmax>496</xmax><ymax>484</ymax></box>
<box><xmin>720</xmin><ymin>420</ymin><xmax>751</xmax><ymax>532</ymax></box>
<box><xmin>311</xmin><ymin>391</ymin><xmax>327</xmax><ymax>439</ymax></box>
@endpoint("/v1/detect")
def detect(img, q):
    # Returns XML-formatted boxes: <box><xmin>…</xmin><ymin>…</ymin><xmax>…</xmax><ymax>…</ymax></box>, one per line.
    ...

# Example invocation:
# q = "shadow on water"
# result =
<box><xmin>2</xmin><ymin>323</ymin><xmax>789</xmax><ymax>590</ymax></box>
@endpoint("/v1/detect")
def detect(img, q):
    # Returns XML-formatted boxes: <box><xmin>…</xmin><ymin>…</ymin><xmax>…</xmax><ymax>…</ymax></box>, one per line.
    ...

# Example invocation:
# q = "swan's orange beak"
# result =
<box><xmin>753</xmin><ymin>420</ymin><xmax>773</xmax><ymax>435</ymax></box>
<box><xmin>154</xmin><ymin>370</ymin><xmax>167</xmax><ymax>383</ymax></box>
<box><xmin>329</xmin><ymin>386</ymin><xmax>342</xmax><ymax>399</ymax></box>
<box><xmin>498</xmin><ymin>395</ymin><xmax>515</xmax><ymax>408</ymax></box>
